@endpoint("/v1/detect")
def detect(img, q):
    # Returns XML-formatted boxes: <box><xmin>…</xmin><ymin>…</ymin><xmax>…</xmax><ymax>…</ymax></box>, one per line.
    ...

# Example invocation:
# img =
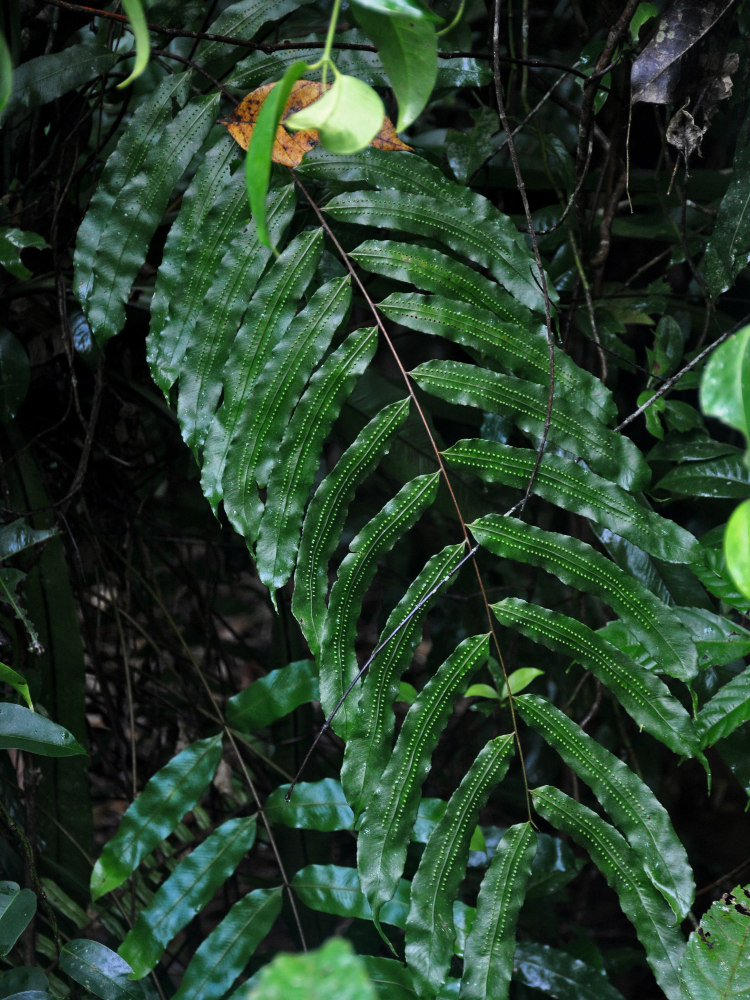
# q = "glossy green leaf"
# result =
<box><xmin>226</xmin><ymin>659</ymin><xmax>318</xmax><ymax>732</ymax></box>
<box><xmin>285</xmin><ymin>74</ymin><xmax>385</xmax><ymax>154</ymax></box>
<box><xmin>0</xmin><ymin>881</ymin><xmax>36</xmax><ymax>957</ymax></box>
<box><xmin>696</xmin><ymin>667</ymin><xmax>750</xmax><ymax>747</ymax></box>
<box><xmin>197</xmin><ymin>0</ymin><xmax>312</xmax><ymax>70</ymax></box>
<box><xmin>472</xmin><ymin>514</ymin><xmax>696</xmax><ymax>681</ymax></box>
<box><xmin>675</xmin><ymin>605</ymin><xmax>750</xmax><ymax>669</ymax></box>
<box><xmin>513</xmin><ymin>942</ymin><xmax>626</xmax><ymax>1000</ymax></box>
<box><xmin>176</xmin><ymin>186</ymin><xmax>295</xmax><ymax>453</ymax></box>
<box><xmin>293</xmin><ymin>398</ymin><xmax>410</xmax><ymax>658</ymax></box>
<box><xmin>0</xmin><ymin>703</ymin><xmax>85</xmax><ymax>757</ymax></box>
<box><xmin>119</xmin><ymin>816</ymin><xmax>257</xmax><ymax>977</ymax></box>
<box><xmin>656</xmin><ymin>456</ymin><xmax>750</xmax><ymax>498</ymax></box>
<box><xmin>358</xmin><ymin>633</ymin><xmax>489</xmax><ymax>928</ymax></box>
<box><xmin>59</xmin><ymin>940</ymin><xmax>146</xmax><ymax>1000</ymax></box>
<box><xmin>324</xmin><ymin>191</ymin><xmax>551</xmax><ymax>314</ymax></box>
<box><xmin>0</xmin><ymin>43</ymin><xmax>116</xmax><ymax>121</ymax></box>
<box><xmin>703</xmin><ymin>107</ymin><xmax>750</xmax><ymax>296</ymax></box>
<box><xmin>700</xmin><ymin>325</ymin><xmax>750</xmax><ymax>443</ymax></box>
<box><xmin>0</xmin><ymin>662</ymin><xmax>32</xmax><ymax>708</ymax></box>
<box><xmin>406</xmin><ymin>735</ymin><xmax>515</xmax><ymax>997</ymax></box>
<box><xmin>0</xmin><ymin>329</ymin><xmax>29</xmax><ymax>423</ymax></box>
<box><xmin>219</xmin><ymin>274</ymin><xmax>351</xmax><ymax>535</ymax></box>
<box><xmin>532</xmin><ymin>785</ymin><xmax>685</xmax><ymax>1000</ymax></box>
<box><xmin>0</xmin><ymin>228</ymin><xmax>47</xmax><ymax>281</ymax></box>
<box><xmin>250</xmin><ymin>938</ymin><xmax>376</xmax><ymax>1000</ymax></box>
<box><xmin>413</xmin><ymin>361</ymin><xmax>643</xmax><ymax>489</ymax></box>
<box><xmin>246</xmin><ymin>60</ymin><xmax>307</xmax><ymax>248</ymax></box>
<box><xmin>363</xmin><ymin>956</ymin><xmax>418</xmax><ymax>1000</ymax></box>
<box><xmin>678</xmin><ymin>883</ymin><xmax>750</xmax><ymax>999</ymax></box>
<box><xmin>74</xmin><ymin>77</ymin><xmax>216</xmax><ymax>346</ymax></box>
<box><xmin>118</xmin><ymin>0</ymin><xmax>150</xmax><ymax>89</ymax></box>
<box><xmin>445</xmin><ymin>439</ymin><xmax>699</xmax><ymax>564</ymax></box>
<box><xmin>256</xmin><ymin>326</ymin><xmax>378</xmax><ymax>592</ymax></box>
<box><xmin>517</xmin><ymin>694</ymin><xmax>694</xmax><ymax>920</ymax></box>
<box><xmin>90</xmin><ymin>733</ymin><xmax>222</xmax><ymax>900</ymax></box>
<box><xmin>0</xmin><ymin>32</ymin><xmax>11</xmax><ymax>114</ymax></box>
<box><xmin>724</xmin><ymin>499</ymin><xmax>750</xmax><ymax>600</ymax></box>
<box><xmin>459</xmin><ymin>824</ymin><xmax>535</xmax><ymax>1000</ymax></box>
<box><xmin>147</xmin><ymin>134</ymin><xmax>247</xmax><ymax>393</ymax></box>
<box><xmin>383</xmin><ymin>295</ymin><xmax>607</xmax><ymax>420</ymax></box>
<box><xmin>491</xmin><ymin>599</ymin><xmax>703</xmax><ymax>760</ymax></box>
<box><xmin>0</xmin><ymin>966</ymin><xmax>49</xmax><ymax>998</ymax></box>
<box><xmin>0</xmin><ymin>517</ymin><xmax>56</xmax><ymax>560</ymax></box>
<box><xmin>265</xmin><ymin>779</ymin><xmax>354</xmax><ymax>830</ymax></box>
<box><xmin>342</xmin><ymin>542</ymin><xmax>466</xmax><ymax>814</ymax></box>
<box><xmin>291</xmin><ymin>864</ymin><xmax>411</xmax><ymax>929</ymax></box>
<box><xmin>353</xmin><ymin>7</ymin><xmax>437</xmax><ymax>131</ymax></box>
<box><xmin>173</xmin><ymin>887</ymin><xmax>282</xmax><ymax>1000</ymax></box>
<box><xmin>319</xmin><ymin>472</ymin><xmax>440</xmax><ymax>738</ymax></box>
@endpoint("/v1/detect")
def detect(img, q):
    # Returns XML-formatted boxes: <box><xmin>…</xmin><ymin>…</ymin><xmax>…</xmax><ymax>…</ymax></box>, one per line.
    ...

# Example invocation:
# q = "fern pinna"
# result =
<box><xmin>62</xmin><ymin>2</ymin><xmax>750</xmax><ymax>997</ymax></box>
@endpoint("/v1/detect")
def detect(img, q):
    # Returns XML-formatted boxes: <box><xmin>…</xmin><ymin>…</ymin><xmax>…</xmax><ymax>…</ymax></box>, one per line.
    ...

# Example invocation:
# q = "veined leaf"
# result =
<box><xmin>59</xmin><ymin>940</ymin><xmax>146</xmax><ymax>1000</ymax></box>
<box><xmin>0</xmin><ymin>703</ymin><xmax>85</xmax><ymax>757</ymax></box>
<box><xmin>177</xmin><ymin>209</ymin><xmax>307</xmax><ymax>454</ymax></box>
<box><xmin>118</xmin><ymin>816</ymin><xmax>257</xmax><ymax>977</ymax></box>
<box><xmin>219</xmin><ymin>275</ymin><xmax>351</xmax><ymax>536</ymax></box>
<box><xmin>674</xmin><ymin>606</ymin><xmax>750</xmax><ymax>670</ymax></box>
<box><xmin>196</xmin><ymin>0</ymin><xmax>311</xmax><ymax>70</ymax></box>
<box><xmin>292</xmin><ymin>864</ymin><xmax>411</xmax><ymax>930</ymax></box>
<box><xmin>172</xmin><ymin>888</ymin><xmax>282</xmax><ymax>1000</ymax></box>
<box><xmin>324</xmin><ymin>191</ymin><xmax>551</xmax><ymax>313</ymax></box>
<box><xmin>319</xmin><ymin>472</ymin><xmax>441</xmax><ymax>739</ymax></box>
<box><xmin>256</xmin><ymin>326</ymin><xmax>378</xmax><ymax>593</ymax></box>
<box><xmin>147</xmin><ymin>134</ymin><xmax>246</xmax><ymax>393</ymax></box>
<box><xmin>696</xmin><ymin>667</ymin><xmax>750</xmax><ymax>747</ymax></box>
<box><xmin>363</xmin><ymin>957</ymin><xmax>418</xmax><ymax>1000</ymax></box>
<box><xmin>517</xmin><ymin>694</ymin><xmax>694</xmax><ymax>920</ymax></box>
<box><xmin>265</xmin><ymin>779</ymin><xmax>354</xmax><ymax>830</ymax></box>
<box><xmin>226</xmin><ymin>659</ymin><xmax>318</xmax><ymax>732</ymax></box>
<box><xmin>302</xmin><ymin>144</ymin><xmax>457</xmax><ymax>197</ymax></box>
<box><xmin>405</xmin><ymin>735</ymin><xmax>515</xmax><ymax>997</ymax></box>
<box><xmin>532</xmin><ymin>785</ymin><xmax>685</xmax><ymax>1000</ymax></box>
<box><xmin>656</xmin><ymin>455</ymin><xmax>750</xmax><ymax>498</ymax></box>
<box><xmin>293</xmin><ymin>398</ymin><xmax>410</xmax><ymax>659</ymax></box>
<box><xmin>677</xmin><ymin>883</ymin><xmax>750</xmax><ymax>999</ymax></box>
<box><xmin>341</xmin><ymin>542</ymin><xmax>466</xmax><ymax>814</ymax></box>
<box><xmin>472</xmin><ymin>514</ymin><xmax>696</xmax><ymax>681</ymax></box>
<box><xmin>445</xmin><ymin>439</ymin><xmax>699</xmax><ymax>564</ymax></box>
<box><xmin>513</xmin><ymin>942</ymin><xmax>626</xmax><ymax>1000</ymax></box>
<box><xmin>0</xmin><ymin>43</ymin><xmax>117</xmax><ymax>121</ymax></box>
<box><xmin>492</xmin><ymin>599</ymin><xmax>703</xmax><ymax>760</ymax></box>
<box><xmin>358</xmin><ymin>633</ymin><xmax>490</xmax><ymax>929</ymax></box>
<box><xmin>0</xmin><ymin>882</ymin><xmax>36</xmax><ymax>958</ymax></box>
<box><xmin>90</xmin><ymin>734</ymin><xmax>222</xmax><ymax>900</ymax></box>
<box><xmin>414</xmin><ymin>361</ymin><xmax>645</xmax><ymax>489</ymax></box>
<box><xmin>75</xmin><ymin>85</ymin><xmax>218</xmax><ymax>347</ymax></box>
<box><xmin>459</xmin><ymin>823</ymin><xmax>535</xmax><ymax>1000</ymax></box>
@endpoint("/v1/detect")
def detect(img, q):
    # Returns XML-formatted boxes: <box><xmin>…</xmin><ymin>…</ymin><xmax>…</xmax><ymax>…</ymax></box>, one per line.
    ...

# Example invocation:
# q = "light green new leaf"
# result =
<box><xmin>513</xmin><ymin>942</ymin><xmax>626</xmax><ymax>1000</ymax></box>
<box><xmin>677</xmin><ymin>883</ymin><xmax>750</xmax><ymax>999</ymax></box>
<box><xmin>696</xmin><ymin>666</ymin><xmax>750</xmax><ymax>747</ymax></box>
<box><xmin>406</xmin><ymin>736</ymin><xmax>515</xmax><ymax>997</ymax></box>
<box><xmin>246</xmin><ymin>60</ymin><xmax>307</xmax><ymax>249</ymax></box>
<box><xmin>173</xmin><ymin>888</ymin><xmax>282</xmax><ymax>1000</ymax></box>
<box><xmin>119</xmin><ymin>816</ymin><xmax>257</xmax><ymax>977</ymax></box>
<box><xmin>0</xmin><ymin>663</ymin><xmax>32</xmax><ymax>709</ymax></box>
<box><xmin>226</xmin><ymin>659</ymin><xmax>318</xmax><ymax>732</ymax></box>
<box><xmin>491</xmin><ymin>599</ymin><xmax>703</xmax><ymax>761</ymax></box>
<box><xmin>293</xmin><ymin>398</ymin><xmax>410</xmax><ymax>659</ymax></box>
<box><xmin>90</xmin><ymin>734</ymin><xmax>222</xmax><ymax>900</ymax></box>
<box><xmin>249</xmin><ymin>938</ymin><xmax>376</xmax><ymax>1000</ymax></box>
<box><xmin>319</xmin><ymin>472</ymin><xmax>440</xmax><ymax>738</ymax></box>
<box><xmin>357</xmin><ymin>633</ymin><xmax>489</xmax><ymax>929</ymax></box>
<box><xmin>724</xmin><ymin>499</ymin><xmax>750</xmax><ymax>600</ymax></box>
<box><xmin>532</xmin><ymin>786</ymin><xmax>685</xmax><ymax>1000</ymax></box>
<box><xmin>0</xmin><ymin>703</ymin><xmax>85</xmax><ymax>757</ymax></box>
<box><xmin>517</xmin><ymin>694</ymin><xmax>694</xmax><ymax>920</ymax></box>
<box><xmin>60</xmin><ymin>940</ymin><xmax>146</xmax><ymax>1000</ymax></box>
<box><xmin>459</xmin><ymin>824</ymin><xmax>535</xmax><ymax>1000</ymax></box>
<box><xmin>285</xmin><ymin>74</ymin><xmax>385</xmax><ymax>154</ymax></box>
<box><xmin>353</xmin><ymin>7</ymin><xmax>437</xmax><ymax>131</ymax></box>
<box><xmin>341</xmin><ymin>542</ymin><xmax>465</xmax><ymax>814</ymax></box>
<box><xmin>0</xmin><ymin>32</ymin><xmax>11</xmax><ymax>114</ymax></box>
<box><xmin>472</xmin><ymin>514</ymin><xmax>696</xmax><ymax>681</ymax></box>
<box><xmin>445</xmin><ymin>439</ymin><xmax>699</xmax><ymax>564</ymax></box>
<box><xmin>256</xmin><ymin>326</ymin><xmax>378</xmax><ymax>592</ymax></box>
<box><xmin>700</xmin><ymin>325</ymin><xmax>750</xmax><ymax>444</ymax></box>
<box><xmin>0</xmin><ymin>882</ymin><xmax>36</xmax><ymax>957</ymax></box>
<box><xmin>265</xmin><ymin>779</ymin><xmax>354</xmax><ymax>830</ymax></box>
<box><xmin>118</xmin><ymin>0</ymin><xmax>150</xmax><ymax>89</ymax></box>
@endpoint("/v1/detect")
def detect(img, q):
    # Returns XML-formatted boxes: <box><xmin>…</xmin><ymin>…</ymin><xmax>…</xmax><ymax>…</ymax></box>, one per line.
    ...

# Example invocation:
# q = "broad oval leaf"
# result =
<box><xmin>517</xmin><ymin>694</ymin><xmax>694</xmax><ymax>920</ymax></box>
<box><xmin>285</xmin><ymin>74</ymin><xmax>385</xmax><ymax>154</ymax></box>
<box><xmin>119</xmin><ymin>816</ymin><xmax>257</xmax><ymax>977</ymax></box>
<box><xmin>724</xmin><ymin>499</ymin><xmax>750</xmax><ymax>600</ymax></box>
<box><xmin>59</xmin><ymin>940</ymin><xmax>146</xmax><ymax>1000</ymax></box>
<box><xmin>700</xmin><ymin>325</ymin><xmax>750</xmax><ymax>442</ymax></box>
<box><xmin>0</xmin><ymin>703</ymin><xmax>85</xmax><ymax>757</ymax></box>
<box><xmin>226</xmin><ymin>659</ymin><xmax>318</xmax><ymax>732</ymax></box>
<box><xmin>0</xmin><ymin>882</ymin><xmax>36</xmax><ymax>958</ymax></box>
<box><xmin>90</xmin><ymin>734</ymin><xmax>222</xmax><ymax>900</ymax></box>
<box><xmin>678</xmin><ymin>883</ymin><xmax>750</xmax><ymax>1000</ymax></box>
<box><xmin>266</xmin><ymin>779</ymin><xmax>355</xmax><ymax>830</ymax></box>
<box><xmin>696</xmin><ymin>666</ymin><xmax>750</xmax><ymax>747</ymax></box>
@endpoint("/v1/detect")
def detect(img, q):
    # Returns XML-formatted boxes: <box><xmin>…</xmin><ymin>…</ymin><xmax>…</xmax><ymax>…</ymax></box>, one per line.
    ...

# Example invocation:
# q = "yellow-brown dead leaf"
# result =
<box><xmin>222</xmin><ymin>80</ymin><xmax>411</xmax><ymax>167</ymax></box>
